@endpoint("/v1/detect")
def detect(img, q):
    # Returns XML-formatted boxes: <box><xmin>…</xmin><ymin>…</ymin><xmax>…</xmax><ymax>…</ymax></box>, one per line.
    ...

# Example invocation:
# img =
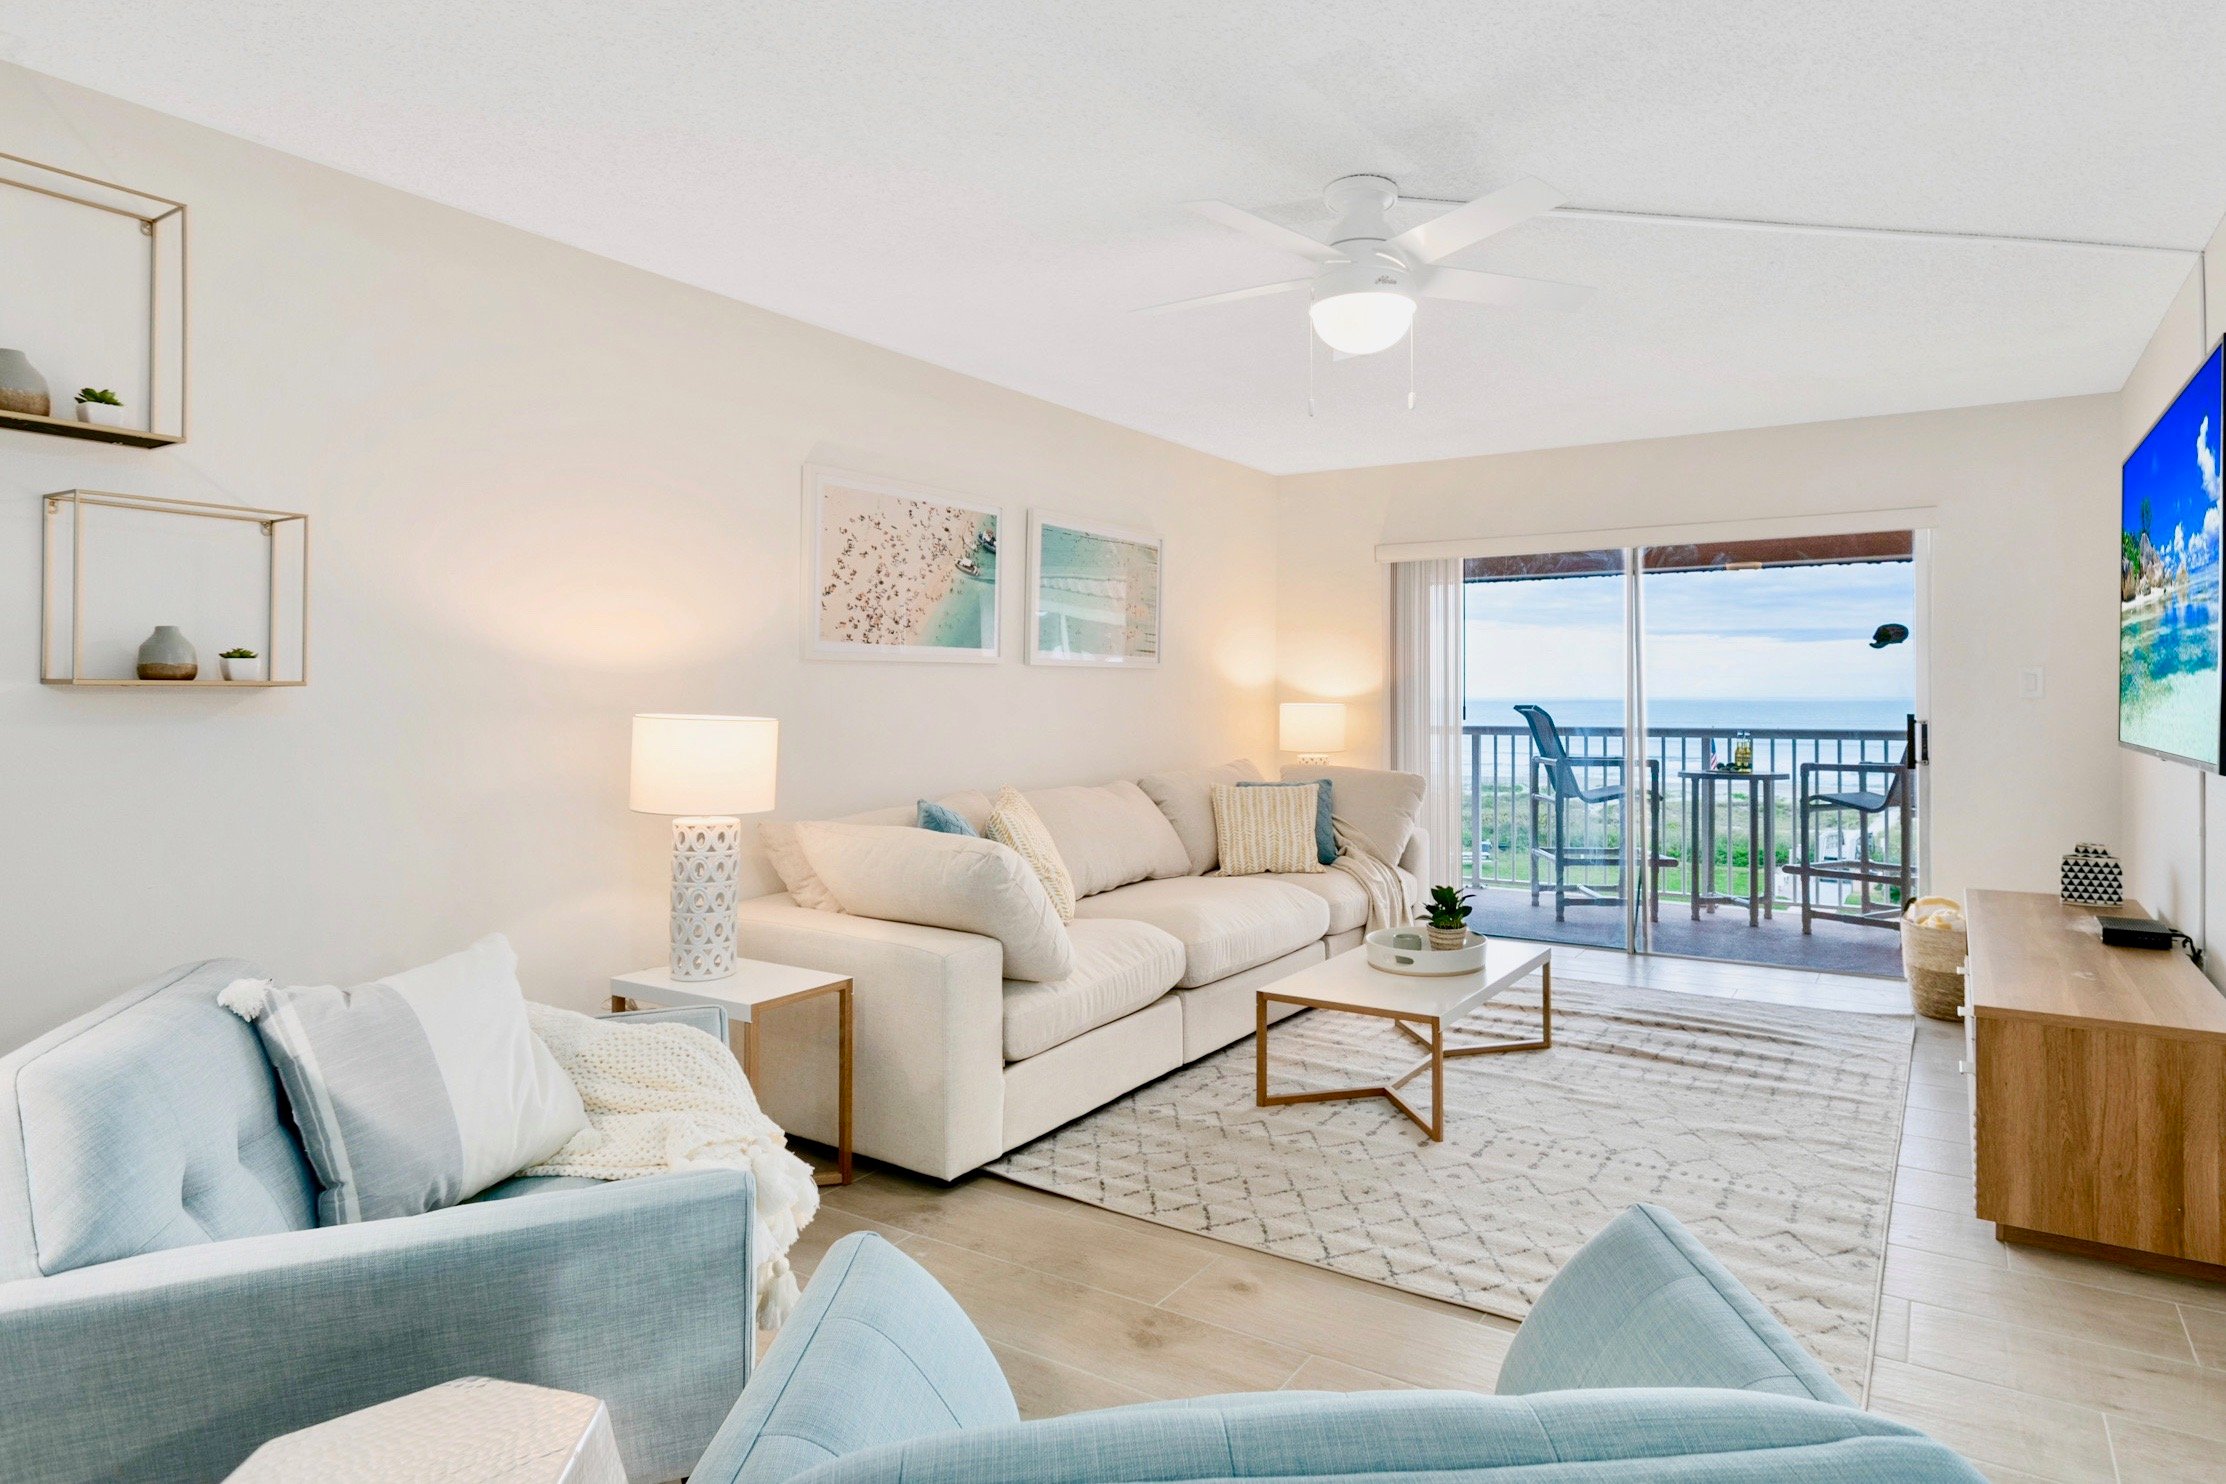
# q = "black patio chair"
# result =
<box><xmin>1791</xmin><ymin>747</ymin><xmax>1915</xmax><ymax>932</ymax></box>
<box><xmin>1515</xmin><ymin>704</ymin><xmax>1669</xmax><ymax>923</ymax></box>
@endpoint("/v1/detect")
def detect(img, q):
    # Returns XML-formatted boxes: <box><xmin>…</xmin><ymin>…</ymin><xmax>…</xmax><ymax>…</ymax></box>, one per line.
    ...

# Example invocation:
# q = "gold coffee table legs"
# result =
<box><xmin>1254</xmin><ymin>964</ymin><xmax>1552</xmax><ymax>1142</ymax></box>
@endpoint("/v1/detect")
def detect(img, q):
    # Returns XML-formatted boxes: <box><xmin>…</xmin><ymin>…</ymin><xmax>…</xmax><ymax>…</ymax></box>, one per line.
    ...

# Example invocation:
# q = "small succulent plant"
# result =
<box><xmin>219</xmin><ymin>647</ymin><xmax>258</xmax><ymax>660</ymax></box>
<box><xmin>75</xmin><ymin>387</ymin><xmax>122</xmax><ymax>407</ymax></box>
<box><xmin>1426</xmin><ymin>885</ymin><xmax>1472</xmax><ymax>932</ymax></box>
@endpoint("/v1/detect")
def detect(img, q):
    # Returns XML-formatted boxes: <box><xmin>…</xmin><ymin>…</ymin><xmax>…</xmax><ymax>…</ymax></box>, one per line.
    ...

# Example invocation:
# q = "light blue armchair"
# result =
<box><xmin>0</xmin><ymin>959</ymin><xmax>757</xmax><ymax>1484</ymax></box>
<box><xmin>693</xmin><ymin>1206</ymin><xmax>1983</xmax><ymax>1483</ymax></box>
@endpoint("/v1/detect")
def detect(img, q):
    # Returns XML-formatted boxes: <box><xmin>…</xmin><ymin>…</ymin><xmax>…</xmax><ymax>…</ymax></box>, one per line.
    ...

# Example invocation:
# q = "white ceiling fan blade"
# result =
<box><xmin>1188</xmin><ymin>201</ymin><xmax>1346</xmax><ymax>263</ymax></box>
<box><xmin>1390</xmin><ymin>176</ymin><xmax>1565</xmax><ymax>265</ymax></box>
<box><xmin>1417</xmin><ymin>265</ymin><xmax>1592</xmax><ymax>312</ymax></box>
<box><xmin>1135</xmin><ymin>278</ymin><xmax>1309</xmax><ymax>315</ymax></box>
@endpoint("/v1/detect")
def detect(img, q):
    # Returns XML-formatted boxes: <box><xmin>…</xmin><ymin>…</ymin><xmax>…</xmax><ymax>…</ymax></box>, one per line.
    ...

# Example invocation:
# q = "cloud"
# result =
<box><xmin>2201</xmin><ymin>416</ymin><xmax>2222</xmax><ymax>509</ymax></box>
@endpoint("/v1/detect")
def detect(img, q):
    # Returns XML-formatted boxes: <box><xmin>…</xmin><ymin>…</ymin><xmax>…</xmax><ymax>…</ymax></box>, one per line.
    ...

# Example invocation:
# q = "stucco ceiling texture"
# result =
<box><xmin>7</xmin><ymin>2</ymin><xmax>2222</xmax><ymax>471</ymax></box>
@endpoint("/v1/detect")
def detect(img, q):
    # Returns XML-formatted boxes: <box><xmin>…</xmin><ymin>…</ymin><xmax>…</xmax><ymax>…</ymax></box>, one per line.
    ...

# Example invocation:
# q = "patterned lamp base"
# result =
<box><xmin>670</xmin><ymin>816</ymin><xmax>741</xmax><ymax>981</ymax></box>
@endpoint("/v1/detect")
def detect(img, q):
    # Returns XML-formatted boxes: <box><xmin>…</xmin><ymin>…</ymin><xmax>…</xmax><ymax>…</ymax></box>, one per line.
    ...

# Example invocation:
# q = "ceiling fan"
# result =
<box><xmin>1142</xmin><ymin>173</ymin><xmax>1592</xmax><ymax>357</ymax></box>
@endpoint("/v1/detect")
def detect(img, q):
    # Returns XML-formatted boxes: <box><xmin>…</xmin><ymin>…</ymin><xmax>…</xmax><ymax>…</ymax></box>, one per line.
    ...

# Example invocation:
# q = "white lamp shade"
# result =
<box><xmin>1279</xmin><ymin>702</ymin><xmax>1348</xmax><ymax>755</ymax></box>
<box><xmin>630</xmin><ymin>714</ymin><xmax>779</xmax><ymax>816</ymax></box>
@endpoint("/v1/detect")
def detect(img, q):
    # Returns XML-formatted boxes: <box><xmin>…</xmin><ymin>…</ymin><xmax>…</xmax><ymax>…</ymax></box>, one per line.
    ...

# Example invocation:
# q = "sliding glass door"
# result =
<box><xmin>1461</xmin><ymin>549</ymin><xmax>1634</xmax><ymax>952</ymax></box>
<box><xmin>1457</xmin><ymin>533</ymin><xmax>1922</xmax><ymax>976</ymax></box>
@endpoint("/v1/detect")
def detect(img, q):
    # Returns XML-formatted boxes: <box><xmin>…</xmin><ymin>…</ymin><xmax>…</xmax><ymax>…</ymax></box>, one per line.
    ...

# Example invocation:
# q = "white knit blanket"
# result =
<box><xmin>524</xmin><ymin>1002</ymin><xmax>820</xmax><ymax>1327</ymax></box>
<box><xmin>1329</xmin><ymin>821</ymin><xmax>1416</xmax><ymax>933</ymax></box>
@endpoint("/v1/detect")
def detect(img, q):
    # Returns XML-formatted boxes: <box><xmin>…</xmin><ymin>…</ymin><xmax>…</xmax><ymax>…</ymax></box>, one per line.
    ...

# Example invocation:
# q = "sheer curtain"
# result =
<box><xmin>1389</xmin><ymin>559</ymin><xmax>1466</xmax><ymax>890</ymax></box>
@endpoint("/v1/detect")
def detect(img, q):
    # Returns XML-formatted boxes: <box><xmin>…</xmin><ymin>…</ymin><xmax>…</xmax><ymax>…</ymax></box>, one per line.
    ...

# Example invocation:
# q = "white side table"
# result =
<box><xmin>612</xmin><ymin>959</ymin><xmax>854</xmax><ymax>1186</ymax></box>
<box><xmin>227</xmin><ymin>1376</ymin><xmax>623</xmax><ymax>1483</ymax></box>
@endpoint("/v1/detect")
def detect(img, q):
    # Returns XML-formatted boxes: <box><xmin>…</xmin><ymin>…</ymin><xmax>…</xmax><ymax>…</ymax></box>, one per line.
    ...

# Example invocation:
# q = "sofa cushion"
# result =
<box><xmin>796</xmin><ymin>822</ymin><xmax>1074</xmax><ymax>982</ymax></box>
<box><xmin>1282</xmin><ymin>765</ymin><xmax>1426</xmax><ymax>868</ymax></box>
<box><xmin>763</xmin><ymin>793</ymin><xmax>995</xmax><ymax>912</ymax></box>
<box><xmin>1136</xmin><ymin>759</ymin><xmax>1264</xmax><ymax>875</ymax></box>
<box><xmin>0</xmin><ymin>959</ymin><xmax>318</xmax><ymax>1278</ymax></box>
<box><xmin>1076</xmin><ymin>876</ymin><xmax>1330</xmax><ymax>988</ymax></box>
<box><xmin>1023</xmin><ymin>781</ymin><xmax>1189</xmax><ymax>899</ymax></box>
<box><xmin>1001</xmin><ymin>919</ymin><xmax>1184</xmax><ymax>1061</ymax></box>
<box><xmin>1258</xmin><ymin>868</ymin><xmax>1370</xmax><ymax>936</ymax></box>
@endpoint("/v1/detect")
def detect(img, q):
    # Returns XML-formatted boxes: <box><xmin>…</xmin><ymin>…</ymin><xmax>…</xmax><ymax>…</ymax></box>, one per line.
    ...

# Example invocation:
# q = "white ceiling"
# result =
<box><xmin>6</xmin><ymin>2</ymin><xmax>2223</xmax><ymax>473</ymax></box>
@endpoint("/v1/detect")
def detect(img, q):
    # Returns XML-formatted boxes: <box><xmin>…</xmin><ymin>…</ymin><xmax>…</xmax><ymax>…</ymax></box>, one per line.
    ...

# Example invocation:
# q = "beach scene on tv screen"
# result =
<box><xmin>2121</xmin><ymin>346</ymin><xmax>2224</xmax><ymax>767</ymax></box>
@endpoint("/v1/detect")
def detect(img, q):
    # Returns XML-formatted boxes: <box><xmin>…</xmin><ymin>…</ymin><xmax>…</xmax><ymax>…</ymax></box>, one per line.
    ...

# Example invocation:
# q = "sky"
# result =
<box><xmin>2122</xmin><ymin>342</ymin><xmax>2223</xmax><ymax>576</ymax></box>
<box><xmin>1465</xmin><ymin>560</ymin><xmax>1916</xmax><ymax>702</ymax></box>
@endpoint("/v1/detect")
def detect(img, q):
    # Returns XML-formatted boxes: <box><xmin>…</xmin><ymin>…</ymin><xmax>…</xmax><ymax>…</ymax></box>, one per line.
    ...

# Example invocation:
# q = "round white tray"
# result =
<box><xmin>1365</xmin><ymin>927</ymin><xmax>1487</xmax><ymax>976</ymax></box>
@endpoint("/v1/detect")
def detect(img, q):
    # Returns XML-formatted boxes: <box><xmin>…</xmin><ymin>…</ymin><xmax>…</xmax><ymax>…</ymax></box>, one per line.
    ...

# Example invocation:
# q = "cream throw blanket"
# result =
<box><xmin>524</xmin><ymin>1002</ymin><xmax>820</xmax><ymax>1327</ymax></box>
<box><xmin>1329</xmin><ymin>820</ymin><xmax>1416</xmax><ymax>932</ymax></box>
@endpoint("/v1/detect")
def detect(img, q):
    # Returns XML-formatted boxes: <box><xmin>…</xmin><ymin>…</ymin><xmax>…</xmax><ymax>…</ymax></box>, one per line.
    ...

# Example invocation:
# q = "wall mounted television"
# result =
<box><xmin>2121</xmin><ymin>338</ymin><xmax>2226</xmax><ymax>770</ymax></box>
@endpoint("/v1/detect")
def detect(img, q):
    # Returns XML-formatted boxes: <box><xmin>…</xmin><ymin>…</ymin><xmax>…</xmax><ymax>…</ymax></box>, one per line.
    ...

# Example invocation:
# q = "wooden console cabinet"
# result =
<box><xmin>1965</xmin><ymin>889</ymin><xmax>2226</xmax><ymax>1274</ymax></box>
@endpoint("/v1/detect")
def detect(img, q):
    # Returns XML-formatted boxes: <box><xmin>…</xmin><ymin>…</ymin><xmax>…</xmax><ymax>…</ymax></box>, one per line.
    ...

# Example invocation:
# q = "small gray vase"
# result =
<box><xmin>137</xmin><ymin>625</ymin><xmax>198</xmax><ymax>681</ymax></box>
<box><xmin>0</xmin><ymin>348</ymin><xmax>51</xmax><ymax>418</ymax></box>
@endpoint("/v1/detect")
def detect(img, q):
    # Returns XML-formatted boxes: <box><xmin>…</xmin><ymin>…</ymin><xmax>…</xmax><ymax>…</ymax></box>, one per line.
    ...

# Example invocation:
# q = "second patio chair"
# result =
<box><xmin>1515</xmin><ymin>705</ymin><xmax>1668</xmax><ymax>923</ymax></box>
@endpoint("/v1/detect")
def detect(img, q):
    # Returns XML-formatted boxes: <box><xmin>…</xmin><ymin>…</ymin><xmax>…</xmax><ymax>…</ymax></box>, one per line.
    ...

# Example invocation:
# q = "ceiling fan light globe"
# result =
<box><xmin>1308</xmin><ymin>290</ymin><xmax>1415</xmax><ymax>356</ymax></box>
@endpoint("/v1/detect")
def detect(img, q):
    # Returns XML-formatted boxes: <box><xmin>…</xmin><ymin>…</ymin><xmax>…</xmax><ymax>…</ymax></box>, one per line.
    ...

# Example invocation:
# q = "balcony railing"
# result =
<box><xmin>1463</xmin><ymin>722</ymin><xmax>1911</xmax><ymax>914</ymax></box>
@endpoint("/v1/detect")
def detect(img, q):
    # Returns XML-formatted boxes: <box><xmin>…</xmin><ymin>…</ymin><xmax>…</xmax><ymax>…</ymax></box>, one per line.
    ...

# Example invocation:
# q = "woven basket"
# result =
<box><xmin>1900</xmin><ymin>896</ymin><xmax>1968</xmax><ymax>1021</ymax></box>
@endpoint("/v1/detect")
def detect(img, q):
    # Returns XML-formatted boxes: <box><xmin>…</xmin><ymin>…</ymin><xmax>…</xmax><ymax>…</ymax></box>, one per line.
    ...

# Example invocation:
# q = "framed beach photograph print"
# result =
<box><xmin>1027</xmin><ymin>511</ymin><xmax>1162</xmax><ymax>666</ymax></box>
<box><xmin>805</xmin><ymin>466</ymin><xmax>1002</xmax><ymax>663</ymax></box>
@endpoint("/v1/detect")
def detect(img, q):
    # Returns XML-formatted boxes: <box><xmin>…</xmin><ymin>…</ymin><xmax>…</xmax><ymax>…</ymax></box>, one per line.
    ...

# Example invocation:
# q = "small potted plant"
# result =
<box><xmin>1424</xmin><ymin>885</ymin><xmax>1473</xmax><ymax>952</ymax></box>
<box><xmin>218</xmin><ymin>647</ymin><xmax>262</xmax><ymax>682</ymax></box>
<box><xmin>74</xmin><ymin>388</ymin><xmax>124</xmax><ymax>427</ymax></box>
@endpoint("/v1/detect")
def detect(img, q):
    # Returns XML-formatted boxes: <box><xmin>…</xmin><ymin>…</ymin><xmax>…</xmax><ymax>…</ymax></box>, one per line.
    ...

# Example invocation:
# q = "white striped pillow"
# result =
<box><xmin>986</xmin><ymin>786</ymin><xmax>1077</xmax><ymax>920</ymax></box>
<box><xmin>1211</xmin><ymin>781</ymin><xmax>1326</xmax><ymax>876</ymax></box>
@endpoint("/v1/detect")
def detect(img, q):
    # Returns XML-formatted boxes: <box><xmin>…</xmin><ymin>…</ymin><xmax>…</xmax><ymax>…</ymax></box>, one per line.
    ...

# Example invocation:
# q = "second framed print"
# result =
<box><xmin>1027</xmin><ymin>511</ymin><xmax>1162</xmax><ymax>666</ymax></box>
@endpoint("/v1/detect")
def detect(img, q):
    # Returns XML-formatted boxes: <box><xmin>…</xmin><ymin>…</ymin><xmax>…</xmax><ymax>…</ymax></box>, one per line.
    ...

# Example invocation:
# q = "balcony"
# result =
<box><xmin>1462</xmin><ymin>721</ymin><xmax>1910</xmax><ymax>977</ymax></box>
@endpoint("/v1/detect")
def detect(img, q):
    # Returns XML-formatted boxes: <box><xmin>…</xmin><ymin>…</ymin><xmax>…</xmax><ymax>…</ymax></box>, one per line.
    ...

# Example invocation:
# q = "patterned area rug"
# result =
<box><xmin>991</xmin><ymin>978</ymin><xmax>1912</xmax><ymax>1398</ymax></box>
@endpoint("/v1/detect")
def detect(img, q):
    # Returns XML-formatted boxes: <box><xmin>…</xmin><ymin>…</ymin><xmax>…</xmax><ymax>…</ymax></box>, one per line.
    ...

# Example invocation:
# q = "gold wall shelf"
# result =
<box><xmin>41</xmin><ymin>490</ymin><xmax>309</xmax><ymax>687</ymax></box>
<box><xmin>0</xmin><ymin>150</ymin><xmax>188</xmax><ymax>446</ymax></box>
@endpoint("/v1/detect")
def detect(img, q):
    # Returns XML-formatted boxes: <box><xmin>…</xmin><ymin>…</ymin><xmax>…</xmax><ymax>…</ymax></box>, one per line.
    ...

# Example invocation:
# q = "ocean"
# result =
<box><xmin>1467</xmin><ymin>697</ymin><xmax>1914</xmax><ymax>733</ymax></box>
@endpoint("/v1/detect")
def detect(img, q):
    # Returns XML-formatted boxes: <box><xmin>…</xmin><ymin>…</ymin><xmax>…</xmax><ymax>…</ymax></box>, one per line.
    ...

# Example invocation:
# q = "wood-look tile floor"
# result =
<box><xmin>787</xmin><ymin>948</ymin><xmax>2225</xmax><ymax>1484</ymax></box>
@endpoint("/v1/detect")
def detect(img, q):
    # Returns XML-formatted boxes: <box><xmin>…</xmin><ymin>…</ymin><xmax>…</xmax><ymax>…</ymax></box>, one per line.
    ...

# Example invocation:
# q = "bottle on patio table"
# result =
<box><xmin>1732</xmin><ymin>731</ymin><xmax>1753</xmax><ymax>772</ymax></box>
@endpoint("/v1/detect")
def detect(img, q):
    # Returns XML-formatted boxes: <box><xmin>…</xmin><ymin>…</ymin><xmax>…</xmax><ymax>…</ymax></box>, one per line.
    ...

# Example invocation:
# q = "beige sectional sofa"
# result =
<box><xmin>734</xmin><ymin>763</ymin><xmax>1425</xmax><ymax>1180</ymax></box>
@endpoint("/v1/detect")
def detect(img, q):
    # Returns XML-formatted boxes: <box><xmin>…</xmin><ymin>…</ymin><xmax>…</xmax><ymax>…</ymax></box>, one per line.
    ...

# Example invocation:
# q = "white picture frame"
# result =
<box><xmin>804</xmin><ymin>465</ymin><xmax>1004</xmax><ymax>663</ymax></box>
<box><xmin>1026</xmin><ymin>510</ymin><xmax>1163</xmax><ymax>667</ymax></box>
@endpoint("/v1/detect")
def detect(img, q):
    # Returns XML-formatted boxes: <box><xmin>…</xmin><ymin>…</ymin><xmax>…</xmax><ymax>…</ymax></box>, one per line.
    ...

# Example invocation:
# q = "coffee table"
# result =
<box><xmin>1255</xmin><ymin>940</ymin><xmax>1552</xmax><ymax>1141</ymax></box>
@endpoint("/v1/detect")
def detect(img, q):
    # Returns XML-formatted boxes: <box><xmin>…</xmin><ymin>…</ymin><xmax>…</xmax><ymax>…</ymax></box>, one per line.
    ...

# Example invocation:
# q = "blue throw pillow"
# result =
<box><xmin>917</xmin><ymin>800</ymin><xmax>978</xmax><ymax>836</ymax></box>
<box><xmin>1238</xmin><ymin>779</ymin><xmax>1337</xmax><ymax>865</ymax></box>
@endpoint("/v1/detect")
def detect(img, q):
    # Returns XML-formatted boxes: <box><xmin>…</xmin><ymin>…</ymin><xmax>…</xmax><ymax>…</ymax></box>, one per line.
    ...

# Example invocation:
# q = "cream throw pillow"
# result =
<box><xmin>986</xmin><ymin>786</ymin><xmax>1077</xmax><ymax>920</ymax></box>
<box><xmin>1023</xmin><ymin>781</ymin><xmax>1190</xmax><ymax>899</ymax></box>
<box><xmin>1211</xmin><ymin>781</ymin><xmax>1326</xmax><ymax>876</ymax></box>
<box><xmin>793</xmin><ymin>821</ymin><xmax>1074</xmax><ymax>981</ymax></box>
<box><xmin>758</xmin><ymin>820</ymin><xmax>841</xmax><ymax>912</ymax></box>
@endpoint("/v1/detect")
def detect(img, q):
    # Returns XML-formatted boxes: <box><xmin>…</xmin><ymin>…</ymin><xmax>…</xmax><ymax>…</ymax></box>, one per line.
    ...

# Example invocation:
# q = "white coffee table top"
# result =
<box><xmin>1262</xmin><ymin>938</ymin><xmax>1550</xmax><ymax>1022</ymax></box>
<box><xmin>227</xmin><ymin>1376</ymin><xmax>623</xmax><ymax>1483</ymax></box>
<box><xmin>612</xmin><ymin>960</ymin><xmax>849</xmax><ymax>1020</ymax></box>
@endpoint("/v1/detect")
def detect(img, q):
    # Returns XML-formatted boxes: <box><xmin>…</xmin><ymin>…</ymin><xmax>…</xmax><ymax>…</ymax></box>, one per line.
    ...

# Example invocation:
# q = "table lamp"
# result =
<box><xmin>630</xmin><ymin>714</ymin><xmax>779</xmax><ymax>982</ymax></box>
<box><xmin>1279</xmin><ymin>702</ymin><xmax>1347</xmax><ymax>765</ymax></box>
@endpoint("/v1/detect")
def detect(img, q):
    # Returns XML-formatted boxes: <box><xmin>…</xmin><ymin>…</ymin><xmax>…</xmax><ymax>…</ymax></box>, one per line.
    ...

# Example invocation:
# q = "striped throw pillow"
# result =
<box><xmin>1211</xmin><ymin>781</ymin><xmax>1326</xmax><ymax>875</ymax></box>
<box><xmin>987</xmin><ymin>785</ymin><xmax>1077</xmax><ymax>919</ymax></box>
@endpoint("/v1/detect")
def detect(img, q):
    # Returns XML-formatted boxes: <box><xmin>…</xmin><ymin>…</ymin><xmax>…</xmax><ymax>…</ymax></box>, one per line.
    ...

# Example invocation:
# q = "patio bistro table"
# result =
<box><xmin>1682</xmin><ymin>769</ymin><xmax>1787</xmax><ymax>929</ymax></box>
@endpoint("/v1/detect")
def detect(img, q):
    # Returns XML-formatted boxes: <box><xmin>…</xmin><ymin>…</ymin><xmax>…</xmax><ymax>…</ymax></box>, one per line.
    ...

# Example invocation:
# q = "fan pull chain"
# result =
<box><xmin>1407</xmin><ymin>316</ymin><xmax>1417</xmax><ymax>411</ymax></box>
<box><xmin>1306</xmin><ymin>314</ymin><xmax>1317</xmax><ymax>417</ymax></box>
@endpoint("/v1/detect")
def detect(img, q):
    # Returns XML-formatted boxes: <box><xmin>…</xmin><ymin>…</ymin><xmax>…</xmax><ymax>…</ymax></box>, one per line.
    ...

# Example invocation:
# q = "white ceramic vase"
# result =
<box><xmin>136</xmin><ymin>625</ymin><xmax>197</xmax><ymax>681</ymax></box>
<box><xmin>0</xmin><ymin>349</ymin><xmax>50</xmax><ymax>418</ymax></box>
<box><xmin>219</xmin><ymin>655</ymin><xmax>263</xmax><ymax>682</ymax></box>
<box><xmin>75</xmin><ymin>401</ymin><xmax>123</xmax><ymax>427</ymax></box>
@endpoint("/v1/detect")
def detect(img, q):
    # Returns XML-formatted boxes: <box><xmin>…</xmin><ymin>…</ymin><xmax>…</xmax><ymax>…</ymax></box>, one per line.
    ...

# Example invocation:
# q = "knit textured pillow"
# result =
<box><xmin>1211</xmin><ymin>780</ymin><xmax>1326</xmax><ymax>876</ymax></box>
<box><xmin>986</xmin><ymin>785</ymin><xmax>1077</xmax><ymax>919</ymax></box>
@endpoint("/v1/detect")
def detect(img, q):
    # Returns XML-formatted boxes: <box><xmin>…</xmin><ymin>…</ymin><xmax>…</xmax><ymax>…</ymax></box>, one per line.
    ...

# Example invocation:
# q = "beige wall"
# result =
<box><xmin>2116</xmin><ymin>232</ymin><xmax>2226</xmax><ymax>978</ymax></box>
<box><xmin>0</xmin><ymin>65</ymin><xmax>1278</xmax><ymax>1051</ymax></box>
<box><xmin>1277</xmin><ymin>395</ymin><xmax>2125</xmax><ymax>905</ymax></box>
